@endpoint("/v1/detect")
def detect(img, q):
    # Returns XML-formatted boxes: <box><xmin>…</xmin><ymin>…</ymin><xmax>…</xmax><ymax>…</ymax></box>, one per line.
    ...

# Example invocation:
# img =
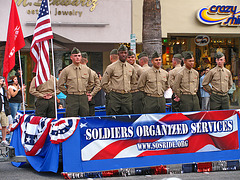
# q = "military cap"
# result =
<box><xmin>138</xmin><ymin>51</ymin><xmax>148</xmax><ymax>59</ymax></box>
<box><xmin>128</xmin><ymin>50</ymin><xmax>135</xmax><ymax>56</ymax></box>
<box><xmin>173</xmin><ymin>53</ymin><xmax>183</xmax><ymax>60</ymax></box>
<box><xmin>152</xmin><ymin>51</ymin><xmax>160</xmax><ymax>59</ymax></box>
<box><xmin>71</xmin><ymin>47</ymin><xmax>81</xmax><ymax>54</ymax></box>
<box><xmin>81</xmin><ymin>52</ymin><xmax>88</xmax><ymax>59</ymax></box>
<box><xmin>215</xmin><ymin>51</ymin><xmax>224</xmax><ymax>59</ymax></box>
<box><xmin>118</xmin><ymin>44</ymin><xmax>128</xmax><ymax>52</ymax></box>
<box><xmin>110</xmin><ymin>49</ymin><xmax>118</xmax><ymax>55</ymax></box>
<box><xmin>182</xmin><ymin>51</ymin><xmax>193</xmax><ymax>60</ymax></box>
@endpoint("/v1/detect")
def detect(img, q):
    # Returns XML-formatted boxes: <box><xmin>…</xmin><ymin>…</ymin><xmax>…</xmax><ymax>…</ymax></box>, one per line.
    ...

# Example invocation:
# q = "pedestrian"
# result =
<box><xmin>56</xmin><ymin>69</ymin><xmax>66</xmax><ymax>108</ymax></box>
<box><xmin>138</xmin><ymin>51</ymin><xmax>169</xmax><ymax>113</ymax></box>
<box><xmin>168</xmin><ymin>54</ymin><xmax>182</xmax><ymax>112</ymax></box>
<box><xmin>58</xmin><ymin>47</ymin><xmax>94</xmax><ymax>117</ymax></box>
<box><xmin>200</xmin><ymin>67</ymin><xmax>211</xmax><ymax>111</ymax></box>
<box><xmin>81</xmin><ymin>52</ymin><xmax>101</xmax><ymax>116</ymax></box>
<box><xmin>0</xmin><ymin>76</ymin><xmax>11</xmax><ymax>146</ymax></box>
<box><xmin>173</xmin><ymin>51</ymin><xmax>200</xmax><ymax>112</ymax></box>
<box><xmin>8</xmin><ymin>76</ymin><xmax>25</xmax><ymax>119</ymax></box>
<box><xmin>127</xmin><ymin>50</ymin><xmax>144</xmax><ymax>114</ymax></box>
<box><xmin>228</xmin><ymin>82</ymin><xmax>236</xmax><ymax>103</ymax></box>
<box><xmin>202</xmin><ymin>52</ymin><xmax>233</xmax><ymax>110</ymax></box>
<box><xmin>101</xmin><ymin>44</ymin><xmax>137</xmax><ymax>115</ymax></box>
<box><xmin>138</xmin><ymin>51</ymin><xmax>151</xmax><ymax>71</ymax></box>
<box><xmin>29</xmin><ymin>75</ymin><xmax>59</xmax><ymax>118</ymax></box>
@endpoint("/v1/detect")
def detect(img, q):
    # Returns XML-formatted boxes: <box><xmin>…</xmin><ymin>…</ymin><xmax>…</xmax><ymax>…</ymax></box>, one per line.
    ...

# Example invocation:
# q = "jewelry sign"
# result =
<box><xmin>197</xmin><ymin>5</ymin><xmax>240</xmax><ymax>26</ymax></box>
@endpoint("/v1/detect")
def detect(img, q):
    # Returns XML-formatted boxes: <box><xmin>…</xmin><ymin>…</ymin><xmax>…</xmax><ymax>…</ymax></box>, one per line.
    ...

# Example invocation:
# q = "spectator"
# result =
<box><xmin>200</xmin><ymin>67</ymin><xmax>211</xmax><ymax>111</ymax></box>
<box><xmin>8</xmin><ymin>76</ymin><xmax>24</xmax><ymax>120</ymax></box>
<box><xmin>57</xmin><ymin>69</ymin><xmax>66</xmax><ymax>108</ymax></box>
<box><xmin>0</xmin><ymin>76</ymin><xmax>11</xmax><ymax>146</ymax></box>
<box><xmin>228</xmin><ymin>82</ymin><xmax>236</xmax><ymax>102</ymax></box>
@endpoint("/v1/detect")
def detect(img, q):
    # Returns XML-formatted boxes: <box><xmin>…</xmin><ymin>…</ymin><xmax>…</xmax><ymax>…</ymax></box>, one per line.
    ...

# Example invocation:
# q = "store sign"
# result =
<box><xmin>15</xmin><ymin>0</ymin><xmax>99</xmax><ymax>17</ymax></box>
<box><xmin>130</xmin><ymin>34</ymin><xmax>136</xmax><ymax>54</ymax></box>
<box><xmin>197</xmin><ymin>5</ymin><xmax>240</xmax><ymax>26</ymax></box>
<box><xmin>194</xmin><ymin>35</ymin><xmax>210</xmax><ymax>46</ymax></box>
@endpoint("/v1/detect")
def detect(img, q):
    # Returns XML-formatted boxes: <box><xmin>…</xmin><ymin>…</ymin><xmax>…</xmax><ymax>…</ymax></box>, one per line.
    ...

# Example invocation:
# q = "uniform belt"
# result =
<box><xmin>146</xmin><ymin>94</ymin><xmax>163</xmax><ymax>98</ymax></box>
<box><xmin>212</xmin><ymin>91</ymin><xmax>227</xmax><ymax>96</ymax></box>
<box><xmin>182</xmin><ymin>93</ymin><xmax>196</xmax><ymax>95</ymax></box>
<box><xmin>68</xmin><ymin>92</ymin><xmax>85</xmax><ymax>95</ymax></box>
<box><xmin>112</xmin><ymin>89</ymin><xmax>129</xmax><ymax>94</ymax></box>
<box><xmin>130</xmin><ymin>89</ymin><xmax>139</xmax><ymax>93</ymax></box>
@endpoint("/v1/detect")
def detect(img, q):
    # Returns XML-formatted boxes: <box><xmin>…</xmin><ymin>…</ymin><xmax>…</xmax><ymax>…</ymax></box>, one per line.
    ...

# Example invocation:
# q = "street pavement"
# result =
<box><xmin>1</xmin><ymin>161</ymin><xmax>240</xmax><ymax>180</ymax></box>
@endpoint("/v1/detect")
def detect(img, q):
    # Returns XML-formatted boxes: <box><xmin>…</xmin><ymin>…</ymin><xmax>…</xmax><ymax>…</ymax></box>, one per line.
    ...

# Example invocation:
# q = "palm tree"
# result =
<box><xmin>142</xmin><ymin>0</ymin><xmax>162</xmax><ymax>58</ymax></box>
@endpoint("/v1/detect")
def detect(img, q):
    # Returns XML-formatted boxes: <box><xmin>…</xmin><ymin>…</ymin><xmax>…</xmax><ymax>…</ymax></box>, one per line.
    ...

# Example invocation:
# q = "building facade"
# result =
<box><xmin>0</xmin><ymin>0</ymin><xmax>132</xmax><ymax>107</ymax></box>
<box><xmin>132</xmin><ymin>0</ymin><xmax>240</xmax><ymax>108</ymax></box>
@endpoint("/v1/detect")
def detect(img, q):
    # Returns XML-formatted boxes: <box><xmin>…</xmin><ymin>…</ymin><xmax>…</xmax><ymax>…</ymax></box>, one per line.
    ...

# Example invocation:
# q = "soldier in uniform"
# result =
<box><xmin>138</xmin><ymin>51</ymin><xmax>169</xmax><ymax>113</ymax></box>
<box><xmin>105</xmin><ymin>48</ymin><xmax>119</xmax><ymax>113</ymax></box>
<box><xmin>138</xmin><ymin>51</ymin><xmax>151</xmax><ymax>71</ymax></box>
<box><xmin>110</xmin><ymin>49</ymin><xmax>119</xmax><ymax>63</ymax></box>
<box><xmin>168</xmin><ymin>54</ymin><xmax>182</xmax><ymax>112</ymax></box>
<box><xmin>101</xmin><ymin>44</ymin><xmax>136</xmax><ymax>115</ymax></box>
<box><xmin>172</xmin><ymin>51</ymin><xmax>200</xmax><ymax>112</ymax></box>
<box><xmin>127</xmin><ymin>50</ymin><xmax>144</xmax><ymax>114</ymax></box>
<box><xmin>29</xmin><ymin>75</ymin><xmax>60</xmax><ymax>118</ymax></box>
<box><xmin>80</xmin><ymin>52</ymin><xmax>101</xmax><ymax>116</ymax></box>
<box><xmin>202</xmin><ymin>52</ymin><xmax>233</xmax><ymax>110</ymax></box>
<box><xmin>58</xmin><ymin>47</ymin><xmax>94</xmax><ymax>117</ymax></box>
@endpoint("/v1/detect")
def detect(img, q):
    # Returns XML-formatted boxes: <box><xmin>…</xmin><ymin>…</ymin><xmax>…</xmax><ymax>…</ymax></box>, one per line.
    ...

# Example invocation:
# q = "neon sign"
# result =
<box><xmin>197</xmin><ymin>5</ymin><xmax>240</xmax><ymax>26</ymax></box>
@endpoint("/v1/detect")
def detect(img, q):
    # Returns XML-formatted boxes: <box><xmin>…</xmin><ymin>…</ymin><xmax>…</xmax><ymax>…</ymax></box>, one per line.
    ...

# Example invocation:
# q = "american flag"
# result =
<box><xmin>80</xmin><ymin>110</ymin><xmax>239</xmax><ymax>161</ymax></box>
<box><xmin>20</xmin><ymin>114</ymin><xmax>53</xmax><ymax>156</ymax></box>
<box><xmin>49</xmin><ymin>117</ymin><xmax>80</xmax><ymax>144</ymax></box>
<box><xmin>30</xmin><ymin>0</ymin><xmax>53</xmax><ymax>87</ymax></box>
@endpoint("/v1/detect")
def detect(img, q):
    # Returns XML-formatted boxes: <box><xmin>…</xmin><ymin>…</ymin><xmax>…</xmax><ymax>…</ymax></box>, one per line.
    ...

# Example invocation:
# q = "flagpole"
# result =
<box><xmin>50</xmin><ymin>39</ymin><xmax>58</xmax><ymax>120</ymax></box>
<box><xmin>18</xmin><ymin>50</ymin><xmax>25</xmax><ymax>114</ymax></box>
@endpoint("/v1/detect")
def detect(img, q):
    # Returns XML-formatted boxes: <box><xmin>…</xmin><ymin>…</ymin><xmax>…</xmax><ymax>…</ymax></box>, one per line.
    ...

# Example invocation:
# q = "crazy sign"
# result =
<box><xmin>197</xmin><ymin>5</ymin><xmax>240</xmax><ymax>26</ymax></box>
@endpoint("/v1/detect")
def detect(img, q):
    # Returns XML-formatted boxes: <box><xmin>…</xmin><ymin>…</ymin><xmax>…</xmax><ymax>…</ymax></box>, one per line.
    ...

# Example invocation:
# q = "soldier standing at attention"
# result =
<box><xmin>127</xmin><ymin>50</ymin><xmax>144</xmax><ymax>114</ymax></box>
<box><xmin>80</xmin><ymin>52</ymin><xmax>101</xmax><ymax>116</ymax></box>
<box><xmin>58</xmin><ymin>47</ymin><xmax>94</xmax><ymax>117</ymax></box>
<box><xmin>173</xmin><ymin>51</ymin><xmax>200</xmax><ymax>112</ymax></box>
<box><xmin>138</xmin><ymin>51</ymin><xmax>169</xmax><ymax>113</ymax></box>
<box><xmin>101</xmin><ymin>44</ymin><xmax>136</xmax><ymax>115</ymax></box>
<box><xmin>138</xmin><ymin>51</ymin><xmax>151</xmax><ymax>71</ymax></box>
<box><xmin>29</xmin><ymin>75</ymin><xmax>60</xmax><ymax>118</ymax></box>
<box><xmin>202</xmin><ymin>52</ymin><xmax>233</xmax><ymax>110</ymax></box>
<box><xmin>168</xmin><ymin>54</ymin><xmax>182</xmax><ymax>112</ymax></box>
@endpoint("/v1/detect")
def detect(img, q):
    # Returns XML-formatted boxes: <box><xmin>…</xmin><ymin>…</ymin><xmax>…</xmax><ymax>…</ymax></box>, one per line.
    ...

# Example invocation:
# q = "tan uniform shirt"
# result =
<box><xmin>86</xmin><ymin>68</ymin><xmax>101</xmax><ymax>97</ymax></box>
<box><xmin>142</xmin><ymin>64</ymin><xmax>151</xmax><ymax>71</ymax></box>
<box><xmin>101</xmin><ymin>60</ymin><xmax>137</xmax><ymax>93</ymax></box>
<box><xmin>202</xmin><ymin>66</ymin><xmax>233</xmax><ymax>95</ymax></box>
<box><xmin>168</xmin><ymin>64</ymin><xmax>182</xmax><ymax>89</ymax></box>
<box><xmin>58</xmin><ymin>63</ymin><xmax>93</xmax><ymax>95</ymax></box>
<box><xmin>29</xmin><ymin>75</ymin><xmax>60</xmax><ymax>98</ymax></box>
<box><xmin>173</xmin><ymin>67</ymin><xmax>199</xmax><ymax>98</ymax></box>
<box><xmin>131</xmin><ymin>63</ymin><xmax>144</xmax><ymax>92</ymax></box>
<box><xmin>138</xmin><ymin>67</ymin><xmax>169</xmax><ymax>97</ymax></box>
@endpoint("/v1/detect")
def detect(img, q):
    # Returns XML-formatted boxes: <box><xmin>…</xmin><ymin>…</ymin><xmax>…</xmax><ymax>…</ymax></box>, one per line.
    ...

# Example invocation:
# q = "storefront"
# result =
<box><xmin>132</xmin><ymin>0</ymin><xmax>240</xmax><ymax>108</ymax></box>
<box><xmin>0</xmin><ymin>0</ymin><xmax>132</xmax><ymax>108</ymax></box>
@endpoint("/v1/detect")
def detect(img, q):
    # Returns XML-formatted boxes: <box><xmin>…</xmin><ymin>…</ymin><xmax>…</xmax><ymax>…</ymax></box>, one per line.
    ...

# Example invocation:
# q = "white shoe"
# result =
<box><xmin>1</xmin><ymin>140</ymin><xmax>9</xmax><ymax>146</ymax></box>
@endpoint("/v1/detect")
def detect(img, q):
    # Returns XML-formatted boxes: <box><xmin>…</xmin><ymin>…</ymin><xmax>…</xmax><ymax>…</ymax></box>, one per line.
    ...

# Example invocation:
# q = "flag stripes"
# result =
<box><xmin>30</xmin><ymin>0</ymin><xmax>53</xmax><ymax>87</ymax></box>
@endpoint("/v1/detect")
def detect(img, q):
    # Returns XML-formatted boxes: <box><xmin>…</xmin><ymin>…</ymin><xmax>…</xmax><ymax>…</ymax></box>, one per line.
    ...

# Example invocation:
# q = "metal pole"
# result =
<box><xmin>18</xmin><ymin>50</ymin><xmax>25</xmax><ymax>114</ymax></box>
<box><xmin>50</xmin><ymin>39</ymin><xmax>58</xmax><ymax>120</ymax></box>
